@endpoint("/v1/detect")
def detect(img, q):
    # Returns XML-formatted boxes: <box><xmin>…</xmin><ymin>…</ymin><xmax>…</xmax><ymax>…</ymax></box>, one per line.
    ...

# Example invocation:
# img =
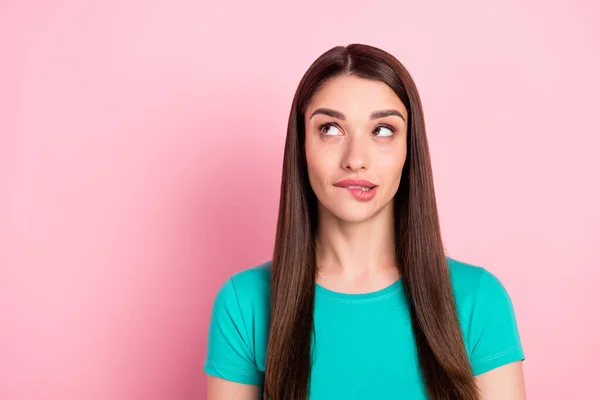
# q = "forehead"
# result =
<box><xmin>305</xmin><ymin>74</ymin><xmax>408</xmax><ymax>119</ymax></box>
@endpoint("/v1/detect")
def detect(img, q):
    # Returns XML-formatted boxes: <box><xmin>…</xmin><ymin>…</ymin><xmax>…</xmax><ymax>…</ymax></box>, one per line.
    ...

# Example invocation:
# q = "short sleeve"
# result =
<box><xmin>204</xmin><ymin>277</ymin><xmax>264</xmax><ymax>385</ymax></box>
<box><xmin>468</xmin><ymin>269</ymin><xmax>526</xmax><ymax>376</ymax></box>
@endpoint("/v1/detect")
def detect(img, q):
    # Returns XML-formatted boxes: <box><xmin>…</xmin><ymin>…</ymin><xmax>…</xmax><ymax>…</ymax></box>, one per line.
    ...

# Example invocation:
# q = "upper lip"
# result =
<box><xmin>333</xmin><ymin>179</ymin><xmax>377</xmax><ymax>188</ymax></box>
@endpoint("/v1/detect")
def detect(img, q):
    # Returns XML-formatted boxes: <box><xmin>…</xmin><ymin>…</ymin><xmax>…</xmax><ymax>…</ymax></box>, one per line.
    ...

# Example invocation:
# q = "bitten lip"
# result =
<box><xmin>333</xmin><ymin>179</ymin><xmax>377</xmax><ymax>188</ymax></box>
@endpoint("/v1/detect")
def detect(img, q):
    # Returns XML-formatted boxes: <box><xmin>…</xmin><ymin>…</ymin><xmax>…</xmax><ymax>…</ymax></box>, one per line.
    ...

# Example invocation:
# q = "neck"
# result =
<box><xmin>314</xmin><ymin>201</ymin><xmax>399</xmax><ymax>287</ymax></box>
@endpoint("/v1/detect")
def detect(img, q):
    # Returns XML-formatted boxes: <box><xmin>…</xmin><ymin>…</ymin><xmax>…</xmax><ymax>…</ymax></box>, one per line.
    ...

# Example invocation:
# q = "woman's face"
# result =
<box><xmin>304</xmin><ymin>74</ymin><xmax>408</xmax><ymax>223</ymax></box>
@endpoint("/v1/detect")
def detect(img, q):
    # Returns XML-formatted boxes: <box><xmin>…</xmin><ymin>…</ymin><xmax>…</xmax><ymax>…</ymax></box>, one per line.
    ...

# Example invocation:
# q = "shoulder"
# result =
<box><xmin>204</xmin><ymin>260</ymin><xmax>272</xmax><ymax>384</ymax></box>
<box><xmin>212</xmin><ymin>259</ymin><xmax>272</xmax><ymax>320</ymax></box>
<box><xmin>228</xmin><ymin>259</ymin><xmax>272</xmax><ymax>303</ymax></box>
<box><xmin>446</xmin><ymin>256</ymin><xmax>517</xmax><ymax>325</ymax></box>
<box><xmin>446</xmin><ymin>256</ymin><xmax>510</xmax><ymax>303</ymax></box>
<box><xmin>446</xmin><ymin>256</ymin><xmax>526</xmax><ymax>375</ymax></box>
<box><xmin>230</xmin><ymin>259</ymin><xmax>272</xmax><ymax>289</ymax></box>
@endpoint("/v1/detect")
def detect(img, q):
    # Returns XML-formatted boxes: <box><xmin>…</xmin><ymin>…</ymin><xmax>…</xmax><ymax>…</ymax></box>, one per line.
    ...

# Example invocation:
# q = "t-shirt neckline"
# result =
<box><xmin>315</xmin><ymin>277</ymin><xmax>403</xmax><ymax>301</ymax></box>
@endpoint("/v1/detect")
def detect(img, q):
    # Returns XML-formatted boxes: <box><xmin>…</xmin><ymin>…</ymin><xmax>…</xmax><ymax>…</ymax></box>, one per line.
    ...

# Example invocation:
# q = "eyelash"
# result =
<box><xmin>318</xmin><ymin>122</ymin><xmax>396</xmax><ymax>137</ymax></box>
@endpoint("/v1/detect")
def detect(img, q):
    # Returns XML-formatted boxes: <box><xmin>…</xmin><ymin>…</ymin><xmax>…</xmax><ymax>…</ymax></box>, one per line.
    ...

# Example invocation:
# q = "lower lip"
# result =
<box><xmin>340</xmin><ymin>186</ymin><xmax>377</xmax><ymax>201</ymax></box>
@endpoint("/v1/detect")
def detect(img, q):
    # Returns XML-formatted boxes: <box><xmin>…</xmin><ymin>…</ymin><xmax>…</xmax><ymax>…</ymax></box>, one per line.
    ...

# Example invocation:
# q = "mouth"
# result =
<box><xmin>343</xmin><ymin>185</ymin><xmax>374</xmax><ymax>192</ymax></box>
<box><xmin>335</xmin><ymin>184</ymin><xmax>378</xmax><ymax>201</ymax></box>
<box><xmin>333</xmin><ymin>179</ymin><xmax>378</xmax><ymax>201</ymax></box>
<box><xmin>333</xmin><ymin>179</ymin><xmax>377</xmax><ymax>191</ymax></box>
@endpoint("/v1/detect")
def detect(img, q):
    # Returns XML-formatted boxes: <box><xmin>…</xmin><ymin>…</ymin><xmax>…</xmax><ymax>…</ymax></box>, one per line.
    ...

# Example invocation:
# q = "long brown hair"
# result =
<box><xmin>264</xmin><ymin>43</ymin><xmax>479</xmax><ymax>400</ymax></box>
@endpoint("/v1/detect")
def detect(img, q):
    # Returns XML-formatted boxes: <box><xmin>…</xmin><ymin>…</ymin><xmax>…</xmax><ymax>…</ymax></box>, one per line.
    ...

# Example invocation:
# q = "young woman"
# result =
<box><xmin>204</xmin><ymin>43</ymin><xmax>526</xmax><ymax>399</ymax></box>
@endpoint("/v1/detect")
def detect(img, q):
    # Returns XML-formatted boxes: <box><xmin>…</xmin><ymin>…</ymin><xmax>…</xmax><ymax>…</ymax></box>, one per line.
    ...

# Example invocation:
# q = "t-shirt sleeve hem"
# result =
<box><xmin>471</xmin><ymin>347</ymin><xmax>525</xmax><ymax>376</ymax></box>
<box><xmin>204</xmin><ymin>360</ymin><xmax>264</xmax><ymax>385</ymax></box>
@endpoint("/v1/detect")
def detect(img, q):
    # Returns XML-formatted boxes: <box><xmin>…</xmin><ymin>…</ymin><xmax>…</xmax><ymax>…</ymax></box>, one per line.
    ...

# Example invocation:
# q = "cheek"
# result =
<box><xmin>305</xmin><ymin>140</ymin><xmax>324</xmax><ymax>186</ymax></box>
<box><xmin>305</xmin><ymin>141</ymin><xmax>338</xmax><ymax>190</ymax></box>
<box><xmin>306</xmin><ymin>154</ymin><xmax>326</xmax><ymax>187</ymax></box>
<box><xmin>377</xmin><ymin>148</ymin><xmax>407</xmax><ymax>182</ymax></box>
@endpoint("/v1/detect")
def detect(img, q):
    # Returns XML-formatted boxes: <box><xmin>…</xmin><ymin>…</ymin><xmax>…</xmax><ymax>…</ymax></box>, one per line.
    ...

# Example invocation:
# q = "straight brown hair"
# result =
<box><xmin>264</xmin><ymin>43</ymin><xmax>479</xmax><ymax>400</ymax></box>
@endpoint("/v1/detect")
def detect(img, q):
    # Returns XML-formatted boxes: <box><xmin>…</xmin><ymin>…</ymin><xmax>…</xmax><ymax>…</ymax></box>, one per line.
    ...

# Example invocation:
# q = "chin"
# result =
<box><xmin>329</xmin><ymin>206</ymin><xmax>378</xmax><ymax>223</ymax></box>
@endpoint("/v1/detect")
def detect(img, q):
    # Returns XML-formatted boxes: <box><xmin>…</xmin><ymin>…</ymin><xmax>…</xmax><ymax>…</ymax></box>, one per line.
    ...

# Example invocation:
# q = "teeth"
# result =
<box><xmin>347</xmin><ymin>185</ymin><xmax>371</xmax><ymax>191</ymax></box>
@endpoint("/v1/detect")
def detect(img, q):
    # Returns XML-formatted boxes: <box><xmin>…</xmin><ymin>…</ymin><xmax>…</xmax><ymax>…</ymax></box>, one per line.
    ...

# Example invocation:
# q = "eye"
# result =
<box><xmin>373</xmin><ymin>125</ymin><xmax>395</xmax><ymax>137</ymax></box>
<box><xmin>319</xmin><ymin>123</ymin><xmax>342</xmax><ymax>136</ymax></box>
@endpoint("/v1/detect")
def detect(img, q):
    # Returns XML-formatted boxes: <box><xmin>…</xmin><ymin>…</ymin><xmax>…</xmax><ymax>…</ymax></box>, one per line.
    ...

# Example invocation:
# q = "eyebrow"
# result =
<box><xmin>309</xmin><ymin>108</ymin><xmax>406</xmax><ymax>122</ymax></box>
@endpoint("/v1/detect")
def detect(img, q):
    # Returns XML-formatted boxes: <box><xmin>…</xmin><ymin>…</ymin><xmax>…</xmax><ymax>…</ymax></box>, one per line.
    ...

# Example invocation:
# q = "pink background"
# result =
<box><xmin>1</xmin><ymin>1</ymin><xmax>598</xmax><ymax>399</ymax></box>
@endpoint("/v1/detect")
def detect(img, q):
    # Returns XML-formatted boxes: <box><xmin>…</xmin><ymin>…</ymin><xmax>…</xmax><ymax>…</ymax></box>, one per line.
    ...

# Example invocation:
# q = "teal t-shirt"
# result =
<box><xmin>204</xmin><ymin>257</ymin><xmax>525</xmax><ymax>399</ymax></box>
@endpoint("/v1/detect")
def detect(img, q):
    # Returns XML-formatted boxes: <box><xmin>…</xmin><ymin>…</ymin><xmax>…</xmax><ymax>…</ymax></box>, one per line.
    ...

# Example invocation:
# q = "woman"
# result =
<box><xmin>204</xmin><ymin>43</ymin><xmax>526</xmax><ymax>399</ymax></box>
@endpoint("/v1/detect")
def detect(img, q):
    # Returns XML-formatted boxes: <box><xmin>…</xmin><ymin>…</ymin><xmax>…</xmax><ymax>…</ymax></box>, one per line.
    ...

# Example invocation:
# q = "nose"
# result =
<box><xmin>341</xmin><ymin>135</ymin><xmax>369</xmax><ymax>172</ymax></box>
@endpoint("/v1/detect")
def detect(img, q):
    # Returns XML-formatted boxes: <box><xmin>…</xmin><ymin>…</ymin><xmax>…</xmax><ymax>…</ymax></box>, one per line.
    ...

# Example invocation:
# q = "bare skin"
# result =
<box><xmin>304</xmin><ymin>74</ymin><xmax>407</xmax><ymax>293</ymax></box>
<box><xmin>207</xmin><ymin>74</ymin><xmax>526</xmax><ymax>399</ymax></box>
